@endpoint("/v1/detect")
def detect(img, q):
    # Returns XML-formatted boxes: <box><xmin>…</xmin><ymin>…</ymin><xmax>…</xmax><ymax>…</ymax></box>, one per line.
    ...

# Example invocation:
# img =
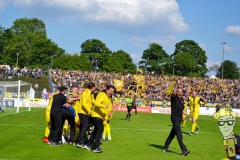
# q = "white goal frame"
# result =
<box><xmin>0</xmin><ymin>80</ymin><xmax>32</xmax><ymax>113</ymax></box>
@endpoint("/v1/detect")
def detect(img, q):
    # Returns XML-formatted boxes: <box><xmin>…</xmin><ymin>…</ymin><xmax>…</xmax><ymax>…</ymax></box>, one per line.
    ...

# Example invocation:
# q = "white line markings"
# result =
<box><xmin>0</xmin><ymin>124</ymin><xmax>220</xmax><ymax>134</ymax></box>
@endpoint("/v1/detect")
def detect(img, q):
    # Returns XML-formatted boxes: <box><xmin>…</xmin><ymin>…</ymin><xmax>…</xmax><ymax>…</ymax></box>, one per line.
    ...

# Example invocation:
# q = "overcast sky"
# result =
<box><xmin>0</xmin><ymin>0</ymin><xmax>240</xmax><ymax>75</ymax></box>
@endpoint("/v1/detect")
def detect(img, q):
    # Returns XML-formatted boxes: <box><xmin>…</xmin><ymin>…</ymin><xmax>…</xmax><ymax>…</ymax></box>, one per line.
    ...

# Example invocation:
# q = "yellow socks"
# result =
<box><xmin>191</xmin><ymin>122</ymin><xmax>198</xmax><ymax>132</ymax></box>
<box><xmin>102</xmin><ymin>121</ymin><xmax>107</xmax><ymax>139</ymax></box>
<box><xmin>44</xmin><ymin>125</ymin><xmax>51</xmax><ymax>137</ymax></box>
<box><xmin>102</xmin><ymin>121</ymin><xmax>111</xmax><ymax>140</ymax></box>
<box><xmin>106</xmin><ymin>123</ymin><xmax>111</xmax><ymax>140</ymax></box>
<box><xmin>75</xmin><ymin>126</ymin><xmax>79</xmax><ymax>141</ymax></box>
<box><xmin>182</xmin><ymin>120</ymin><xmax>186</xmax><ymax>127</ymax></box>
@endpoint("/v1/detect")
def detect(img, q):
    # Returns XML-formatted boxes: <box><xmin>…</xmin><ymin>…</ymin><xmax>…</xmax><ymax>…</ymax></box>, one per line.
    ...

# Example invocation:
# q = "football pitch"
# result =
<box><xmin>0</xmin><ymin>107</ymin><xmax>237</xmax><ymax>160</ymax></box>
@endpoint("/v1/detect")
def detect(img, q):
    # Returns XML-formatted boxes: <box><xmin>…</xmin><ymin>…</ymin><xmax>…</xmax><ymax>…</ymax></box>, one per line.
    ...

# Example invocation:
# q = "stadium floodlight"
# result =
<box><xmin>51</xmin><ymin>55</ymin><xmax>55</xmax><ymax>69</ymax></box>
<box><xmin>92</xmin><ymin>58</ymin><xmax>98</xmax><ymax>72</ymax></box>
<box><xmin>16</xmin><ymin>52</ymin><xmax>19</xmax><ymax>67</ymax></box>
<box><xmin>221</xmin><ymin>42</ymin><xmax>226</xmax><ymax>79</ymax></box>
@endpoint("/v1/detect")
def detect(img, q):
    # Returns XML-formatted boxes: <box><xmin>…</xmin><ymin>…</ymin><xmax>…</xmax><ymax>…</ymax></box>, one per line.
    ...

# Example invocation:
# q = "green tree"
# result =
<box><xmin>208</xmin><ymin>64</ymin><xmax>220</xmax><ymax>73</ymax></box>
<box><xmin>102</xmin><ymin>50</ymin><xmax>136</xmax><ymax>73</ymax></box>
<box><xmin>30</xmin><ymin>39</ymin><xmax>65</xmax><ymax>69</ymax></box>
<box><xmin>0</xmin><ymin>28</ymin><xmax>14</xmax><ymax>65</ymax></box>
<box><xmin>1</xmin><ymin>18</ymin><xmax>65</xmax><ymax>68</ymax></box>
<box><xmin>53</xmin><ymin>54</ymin><xmax>92</xmax><ymax>71</ymax></box>
<box><xmin>172</xmin><ymin>40</ymin><xmax>208</xmax><ymax>77</ymax></box>
<box><xmin>78</xmin><ymin>54</ymin><xmax>93</xmax><ymax>71</ymax></box>
<box><xmin>80</xmin><ymin>39</ymin><xmax>111</xmax><ymax>72</ymax></box>
<box><xmin>81</xmin><ymin>39</ymin><xmax>111</xmax><ymax>54</ymax></box>
<box><xmin>141</xmin><ymin>43</ymin><xmax>170</xmax><ymax>74</ymax></box>
<box><xmin>173</xmin><ymin>52</ymin><xmax>197</xmax><ymax>76</ymax></box>
<box><xmin>0</xmin><ymin>26</ymin><xmax>4</xmax><ymax>55</ymax></box>
<box><xmin>216</xmin><ymin>60</ymin><xmax>240</xmax><ymax>79</ymax></box>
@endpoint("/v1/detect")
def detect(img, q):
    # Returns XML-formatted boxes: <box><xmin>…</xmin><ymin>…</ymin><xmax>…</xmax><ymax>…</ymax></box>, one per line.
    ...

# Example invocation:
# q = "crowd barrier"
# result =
<box><xmin>115</xmin><ymin>106</ymin><xmax>240</xmax><ymax>117</ymax></box>
<box><xmin>3</xmin><ymin>98</ymin><xmax>240</xmax><ymax>117</ymax></box>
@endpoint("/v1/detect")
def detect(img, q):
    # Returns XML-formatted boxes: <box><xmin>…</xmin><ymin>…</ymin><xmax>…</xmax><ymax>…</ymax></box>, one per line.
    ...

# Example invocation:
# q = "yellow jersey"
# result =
<box><xmin>46</xmin><ymin>92</ymin><xmax>58</xmax><ymax>113</ymax></box>
<box><xmin>188</xmin><ymin>96</ymin><xmax>202</xmax><ymax>113</ymax></box>
<box><xmin>91</xmin><ymin>92</ymin><xmax>112</xmax><ymax>120</ymax></box>
<box><xmin>67</xmin><ymin>92</ymin><xmax>80</xmax><ymax>113</ymax></box>
<box><xmin>77</xmin><ymin>89</ymin><xmax>93</xmax><ymax>116</ymax></box>
<box><xmin>46</xmin><ymin>92</ymin><xmax>57</xmax><ymax>122</ymax></box>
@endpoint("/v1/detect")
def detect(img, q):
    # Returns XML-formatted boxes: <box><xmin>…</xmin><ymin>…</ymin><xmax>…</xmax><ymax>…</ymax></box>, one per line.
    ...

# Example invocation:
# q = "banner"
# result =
<box><xmin>115</xmin><ymin>106</ymin><xmax>152</xmax><ymax>113</ymax></box>
<box><xmin>232</xmin><ymin>109</ymin><xmax>240</xmax><ymax>117</ymax></box>
<box><xmin>151</xmin><ymin>100</ymin><xmax>164</xmax><ymax>107</ymax></box>
<box><xmin>152</xmin><ymin>108</ymin><xmax>171</xmax><ymax>114</ymax></box>
<box><xmin>199</xmin><ymin>107</ymin><xmax>216</xmax><ymax>116</ymax></box>
<box><xmin>13</xmin><ymin>98</ymin><xmax>49</xmax><ymax>108</ymax></box>
<box><xmin>150</xmin><ymin>107</ymin><xmax>240</xmax><ymax>117</ymax></box>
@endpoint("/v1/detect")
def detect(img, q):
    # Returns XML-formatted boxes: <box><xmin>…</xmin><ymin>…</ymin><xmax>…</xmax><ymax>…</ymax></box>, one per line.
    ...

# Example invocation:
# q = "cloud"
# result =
<box><xmin>224</xmin><ymin>25</ymin><xmax>240</xmax><ymax>36</ymax></box>
<box><xmin>206</xmin><ymin>60</ymin><xmax>220</xmax><ymax>68</ymax></box>
<box><xmin>0</xmin><ymin>0</ymin><xmax>9</xmax><ymax>10</ymax></box>
<box><xmin>130</xmin><ymin>53</ymin><xmax>142</xmax><ymax>63</ymax></box>
<box><xmin>199</xmin><ymin>44</ymin><xmax>206</xmax><ymax>51</ymax></box>
<box><xmin>2</xmin><ymin>0</ymin><xmax>190</xmax><ymax>35</ymax></box>
<box><xmin>219</xmin><ymin>45</ymin><xmax>237</xmax><ymax>53</ymax></box>
<box><xmin>224</xmin><ymin>46</ymin><xmax>236</xmax><ymax>52</ymax></box>
<box><xmin>168</xmin><ymin>13</ymin><xmax>190</xmax><ymax>32</ymax></box>
<box><xmin>130</xmin><ymin>35</ymin><xmax>177</xmax><ymax>48</ymax></box>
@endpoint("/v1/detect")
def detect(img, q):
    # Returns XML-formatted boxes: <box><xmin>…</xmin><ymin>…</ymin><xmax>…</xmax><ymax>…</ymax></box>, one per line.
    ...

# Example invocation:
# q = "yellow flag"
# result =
<box><xmin>137</xmin><ymin>68</ymin><xmax>143</xmax><ymax>74</ymax></box>
<box><xmin>113</xmin><ymin>79</ymin><xmax>124</xmax><ymax>92</ymax></box>
<box><xmin>133</xmin><ymin>75</ymin><xmax>145</xmax><ymax>85</ymax></box>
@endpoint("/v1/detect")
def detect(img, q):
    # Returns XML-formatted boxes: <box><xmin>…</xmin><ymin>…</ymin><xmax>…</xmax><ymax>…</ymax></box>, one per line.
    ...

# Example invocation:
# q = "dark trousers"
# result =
<box><xmin>133</xmin><ymin>106</ymin><xmax>137</xmax><ymax>115</ymax></box>
<box><xmin>62</xmin><ymin>110</ymin><xmax>75</xmax><ymax>143</ymax></box>
<box><xmin>127</xmin><ymin>106</ymin><xmax>132</xmax><ymax>113</ymax></box>
<box><xmin>50</xmin><ymin>114</ymin><xmax>62</xmax><ymax>143</ymax></box>
<box><xmin>164</xmin><ymin>117</ymin><xmax>187</xmax><ymax>152</ymax></box>
<box><xmin>86</xmin><ymin>117</ymin><xmax>103</xmax><ymax>149</ymax></box>
<box><xmin>78</xmin><ymin>113</ymin><xmax>89</xmax><ymax>144</ymax></box>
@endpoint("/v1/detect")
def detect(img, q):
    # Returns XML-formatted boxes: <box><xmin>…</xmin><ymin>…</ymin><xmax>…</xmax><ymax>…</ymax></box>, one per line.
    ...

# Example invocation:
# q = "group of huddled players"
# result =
<box><xmin>43</xmin><ymin>82</ymin><xmax>116</xmax><ymax>153</ymax></box>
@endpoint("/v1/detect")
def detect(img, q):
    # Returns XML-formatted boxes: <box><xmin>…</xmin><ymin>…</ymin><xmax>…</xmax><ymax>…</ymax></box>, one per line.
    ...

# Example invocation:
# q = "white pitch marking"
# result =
<box><xmin>0</xmin><ymin>110</ymin><xmax>222</xmax><ymax>135</ymax></box>
<box><xmin>0</xmin><ymin>124</ymin><xmax>220</xmax><ymax>134</ymax></box>
<box><xmin>0</xmin><ymin>108</ymin><xmax>39</xmax><ymax>117</ymax></box>
<box><xmin>111</xmin><ymin>128</ymin><xmax>220</xmax><ymax>134</ymax></box>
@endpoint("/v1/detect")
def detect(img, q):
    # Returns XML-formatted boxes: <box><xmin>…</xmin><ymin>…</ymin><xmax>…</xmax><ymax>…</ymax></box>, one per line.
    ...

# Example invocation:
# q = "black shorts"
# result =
<box><xmin>127</xmin><ymin>106</ymin><xmax>132</xmax><ymax>112</ymax></box>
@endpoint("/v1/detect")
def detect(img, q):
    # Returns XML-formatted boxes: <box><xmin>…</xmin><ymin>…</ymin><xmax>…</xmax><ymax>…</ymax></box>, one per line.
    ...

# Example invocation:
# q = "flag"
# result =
<box><xmin>133</xmin><ymin>75</ymin><xmax>145</xmax><ymax>85</ymax></box>
<box><xmin>113</xmin><ymin>79</ymin><xmax>124</xmax><ymax>92</ymax></box>
<box><xmin>137</xmin><ymin>68</ymin><xmax>143</xmax><ymax>74</ymax></box>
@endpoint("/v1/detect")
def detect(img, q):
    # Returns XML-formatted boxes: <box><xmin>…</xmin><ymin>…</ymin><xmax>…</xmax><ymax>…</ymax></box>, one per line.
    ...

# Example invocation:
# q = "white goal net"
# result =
<box><xmin>0</xmin><ymin>80</ymin><xmax>32</xmax><ymax>113</ymax></box>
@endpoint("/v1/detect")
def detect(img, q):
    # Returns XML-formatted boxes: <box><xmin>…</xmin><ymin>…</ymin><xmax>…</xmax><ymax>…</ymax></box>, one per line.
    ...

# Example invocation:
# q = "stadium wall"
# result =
<box><xmin>4</xmin><ymin>98</ymin><xmax>240</xmax><ymax>117</ymax></box>
<box><xmin>116</xmin><ymin>106</ymin><xmax>240</xmax><ymax>117</ymax></box>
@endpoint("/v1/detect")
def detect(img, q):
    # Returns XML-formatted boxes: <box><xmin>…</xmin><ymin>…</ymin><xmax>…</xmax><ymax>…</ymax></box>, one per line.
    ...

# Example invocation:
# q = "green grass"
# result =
<box><xmin>0</xmin><ymin>108</ymin><xmax>237</xmax><ymax>160</ymax></box>
<box><xmin>1</xmin><ymin>75</ymin><xmax>50</xmax><ymax>91</ymax></box>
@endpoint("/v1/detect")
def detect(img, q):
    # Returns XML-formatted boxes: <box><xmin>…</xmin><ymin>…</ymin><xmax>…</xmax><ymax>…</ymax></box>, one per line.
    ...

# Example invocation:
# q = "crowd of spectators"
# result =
<box><xmin>50</xmin><ymin>69</ymin><xmax>240</xmax><ymax>108</ymax></box>
<box><xmin>0</xmin><ymin>65</ymin><xmax>45</xmax><ymax>79</ymax></box>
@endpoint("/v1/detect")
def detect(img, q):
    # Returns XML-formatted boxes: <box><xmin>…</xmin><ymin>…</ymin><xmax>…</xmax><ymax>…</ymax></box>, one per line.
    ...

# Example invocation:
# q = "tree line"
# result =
<box><xmin>0</xmin><ymin>18</ymin><xmax>239</xmax><ymax>79</ymax></box>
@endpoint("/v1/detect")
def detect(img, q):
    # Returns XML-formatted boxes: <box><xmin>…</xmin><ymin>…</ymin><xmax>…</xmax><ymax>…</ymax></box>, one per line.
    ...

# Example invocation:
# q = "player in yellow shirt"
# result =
<box><xmin>188</xmin><ymin>90</ymin><xmax>207</xmax><ymax>136</ymax></box>
<box><xmin>43</xmin><ymin>89</ymin><xmax>59</xmax><ymax>143</ymax></box>
<box><xmin>84</xmin><ymin>85</ymin><xmax>115</xmax><ymax>153</ymax></box>
<box><xmin>67</xmin><ymin>85</ymin><xmax>81</xmax><ymax>143</ymax></box>
<box><xmin>76</xmin><ymin>82</ymin><xmax>95</xmax><ymax>148</ymax></box>
<box><xmin>102</xmin><ymin>96</ymin><xmax>117</xmax><ymax>141</ymax></box>
<box><xmin>182</xmin><ymin>96</ymin><xmax>188</xmax><ymax>128</ymax></box>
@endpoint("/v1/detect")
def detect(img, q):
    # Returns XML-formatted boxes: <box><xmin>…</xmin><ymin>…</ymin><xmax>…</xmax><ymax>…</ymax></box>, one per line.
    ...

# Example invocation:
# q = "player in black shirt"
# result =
<box><xmin>49</xmin><ymin>86</ymin><xmax>67</xmax><ymax>146</ymax></box>
<box><xmin>163</xmin><ymin>80</ymin><xmax>191</xmax><ymax>156</ymax></box>
<box><xmin>132</xmin><ymin>96</ymin><xmax>137</xmax><ymax>115</ymax></box>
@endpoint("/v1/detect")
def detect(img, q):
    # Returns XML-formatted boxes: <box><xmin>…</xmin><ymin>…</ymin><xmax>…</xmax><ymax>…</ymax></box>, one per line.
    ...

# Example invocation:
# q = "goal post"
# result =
<box><xmin>0</xmin><ymin>80</ymin><xmax>32</xmax><ymax>113</ymax></box>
